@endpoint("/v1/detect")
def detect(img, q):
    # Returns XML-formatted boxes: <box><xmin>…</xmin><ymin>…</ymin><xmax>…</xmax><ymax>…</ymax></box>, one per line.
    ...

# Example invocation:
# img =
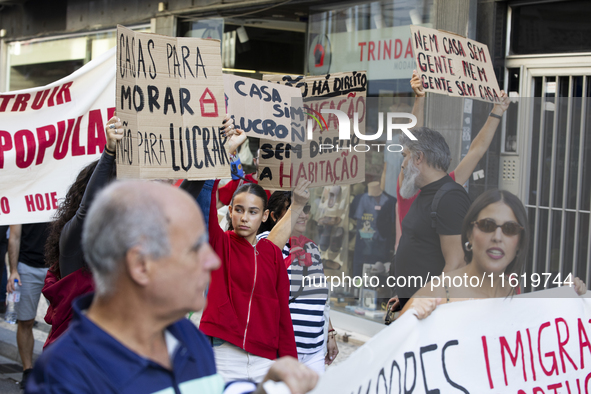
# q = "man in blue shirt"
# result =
<box><xmin>27</xmin><ymin>180</ymin><xmax>317</xmax><ymax>394</ymax></box>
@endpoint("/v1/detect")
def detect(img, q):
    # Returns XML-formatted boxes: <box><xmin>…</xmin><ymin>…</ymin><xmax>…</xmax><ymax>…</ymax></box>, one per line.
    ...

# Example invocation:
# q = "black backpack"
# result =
<box><xmin>430</xmin><ymin>181</ymin><xmax>467</xmax><ymax>229</ymax></box>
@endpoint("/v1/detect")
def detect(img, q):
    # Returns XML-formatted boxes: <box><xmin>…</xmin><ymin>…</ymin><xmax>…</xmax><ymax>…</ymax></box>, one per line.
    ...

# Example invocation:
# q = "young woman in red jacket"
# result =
<box><xmin>182</xmin><ymin>126</ymin><xmax>297</xmax><ymax>383</ymax></box>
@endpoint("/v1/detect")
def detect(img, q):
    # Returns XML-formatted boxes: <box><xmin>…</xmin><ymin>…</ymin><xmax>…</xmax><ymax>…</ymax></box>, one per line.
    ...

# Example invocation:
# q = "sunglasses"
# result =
<box><xmin>471</xmin><ymin>218</ymin><xmax>523</xmax><ymax>236</ymax></box>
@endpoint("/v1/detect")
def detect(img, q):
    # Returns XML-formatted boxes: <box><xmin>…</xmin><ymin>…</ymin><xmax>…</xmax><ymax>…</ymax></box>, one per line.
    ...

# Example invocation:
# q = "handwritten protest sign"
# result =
<box><xmin>116</xmin><ymin>25</ymin><xmax>229</xmax><ymax>180</ymax></box>
<box><xmin>0</xmin><ymin>48</ymin><xmax>116</xmax><ymax>225</ymax></box>
<box><xmin>410</xmin><ymin>25</ymin><xmax>501</xmax><ymax>103</ymax></box>
<box><xmin>223</xmin><ymin>74</ymin><xmax>301</xmax><ymax>142</ymax></box>
<box><xmin>259</xmin><ymin>71</ymin><xmax>367</xmax><ymax>190</ymax></box>
<box><xmin>312</xmin><ymin>291</ymin><xmax>591</xmax><ymax>393</ymax></box>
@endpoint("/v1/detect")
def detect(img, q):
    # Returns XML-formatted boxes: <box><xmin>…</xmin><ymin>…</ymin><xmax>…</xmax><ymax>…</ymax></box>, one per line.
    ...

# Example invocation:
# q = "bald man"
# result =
<box><xmin>27</xmin><ymin>181</ymin><xmax>317</xmax><ymax>394</ymax></box>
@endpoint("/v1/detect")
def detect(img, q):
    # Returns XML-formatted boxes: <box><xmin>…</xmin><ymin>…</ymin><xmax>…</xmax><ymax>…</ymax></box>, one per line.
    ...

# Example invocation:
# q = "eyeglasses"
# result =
<box><xmin>471</xmin><ymin>218</ymin><xmax>523</xmax><ymax>236</ymax></box>
<box><xmin>303</xmin><ymin>205</ymin><xmax>311</xmax><ymax>214</ymax></box>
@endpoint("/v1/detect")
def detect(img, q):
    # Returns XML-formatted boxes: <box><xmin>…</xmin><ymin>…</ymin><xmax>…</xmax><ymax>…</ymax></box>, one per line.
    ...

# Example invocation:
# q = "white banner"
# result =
<box><xmin>313</xmin><ymin>290</ymin><xmax>591</xmax><ymax>393</ymax></box>
<box><xmin>0</xmin><ymin>47</ymin><xmax>116</xmax><ymax>225</ymax></box>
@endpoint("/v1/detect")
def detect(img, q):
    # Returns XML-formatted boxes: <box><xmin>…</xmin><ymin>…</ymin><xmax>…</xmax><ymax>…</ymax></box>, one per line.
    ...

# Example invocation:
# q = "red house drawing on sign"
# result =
<box><xmin>200</xmin><ymin>88</ymin><xmax>218</xmax><ymax>117</ymax></box>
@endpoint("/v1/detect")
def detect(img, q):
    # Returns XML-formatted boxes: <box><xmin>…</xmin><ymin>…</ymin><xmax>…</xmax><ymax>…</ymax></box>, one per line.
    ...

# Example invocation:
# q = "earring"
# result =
<box><xmin>464</xmin><ymin>241</ymin><xmax>473</xmax><ymax>252</ymax></box>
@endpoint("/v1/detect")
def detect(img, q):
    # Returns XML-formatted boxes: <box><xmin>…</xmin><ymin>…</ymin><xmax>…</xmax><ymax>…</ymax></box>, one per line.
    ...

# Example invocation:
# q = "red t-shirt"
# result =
<box><xmin>396</xmin><ymin>171</ymin><xmax>456</xmax><ymax>224</ymax></box>
<box><xmin>218</xmin><ymin>173</ymin><xmax>271</xmax><ymax>206</ymax></box>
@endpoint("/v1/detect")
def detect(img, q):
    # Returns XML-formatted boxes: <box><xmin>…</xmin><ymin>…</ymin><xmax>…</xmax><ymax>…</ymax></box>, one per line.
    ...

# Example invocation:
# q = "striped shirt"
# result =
<box><xmin>257</xmin><ymin>231</ymin><xmax>328</xmax><ymax>354</ymax></box>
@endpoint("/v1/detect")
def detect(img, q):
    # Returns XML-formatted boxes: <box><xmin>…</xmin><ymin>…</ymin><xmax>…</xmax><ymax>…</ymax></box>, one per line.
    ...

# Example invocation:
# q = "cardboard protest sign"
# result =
<box><xmin>312</xmin><ymin>292</ymin><xmax>591</xmax><ymax>393</ymax></box>
<box><xmin>223</xmin><ymin>74</ymin><xmax>301</xmax><ymax>142</ymax></box>
<box><xmin>259</xmin><ymin>71</ymin><xmax>367</xmax><ymax>190</ymax></box>
<box><xmin>410</xmin><ymin>25</ymin><xmax>502</xmax><ymax>103</ymax></box>
<box><xmin>0</xmin><ymin>48</ymin><xmax>116</xmax><ymax>225</ymax></box>
<box><xmin>116</xmin><ymin>25</ymin><xmax>229</xmax><ymax>180</ymax></box>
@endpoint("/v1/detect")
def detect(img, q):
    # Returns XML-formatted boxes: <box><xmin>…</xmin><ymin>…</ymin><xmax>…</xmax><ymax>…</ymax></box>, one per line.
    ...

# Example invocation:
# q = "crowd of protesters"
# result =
<box><xmin>0</xmin><ymin>72</ymin><xmax>586</xmax><ymax>394</ymax></box>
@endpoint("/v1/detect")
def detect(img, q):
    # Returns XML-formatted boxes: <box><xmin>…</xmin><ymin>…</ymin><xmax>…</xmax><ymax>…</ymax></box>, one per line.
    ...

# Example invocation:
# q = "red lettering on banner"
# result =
<box><xmin>31</xmin><ymin>89</ymin><xmax>50</xmax><ymax>110</ymax></box>
<box><xmin>482</xmin><ymin>336</ymin><xmax>494</xmax><ymax>389</ymax></box>
<box><xmin>555</xmin><ymin>318</ymin><xmax>578</xmax><ymax>373</ymax></box>
<box><xmin>578</xmin><ymin>318</ymin><xmax>591</xmax><ymax>369</ymax></box>
<box><xmin>36</xmin><ymin>125</ymin><xmax>57</xmax><ymax>165</ymax></box>
<box><xmin>71</xmin><ymin>116</ymin><xmax>85</xmax><ymax>156</ymax></box>
<box><xmin>25</xmin><ymin>195</ymin><xmax>35</xmax><ymax>212</ymax></box>
<box><xmin>526</xmin><ymin>328</ymin><xmax>538</xmax><ymax>381</ymax></box>
<box><xmin>56</xmin><ymin>82</ymin><xmax>73</xmax><ymax>105</ymax></box>
<box><xmin>500</xmin><ymin>331</ymin><xmax>527</xmax><ymax>385</ymax></box>
<box><xmin>46</xmin><ymin>86</ymin><xmax>60</xmax><ymax>107</ymax></box>
<box><xmin>35</xmin><ymin>194</ymin><xmax>45</xmax><ymax>210</ymax></box>
<box><xmin>0</xmin><ymin>95</ymin><xmax>15</xmax><ymax>112</ymax></box>
<box><xmin>539</xmin><ymin>322</ymin><xmax>559</xmax><ymax>376</ymax></box>
<box><xmin>14</xmin><ymin>129</ymin><xmax>36</xmax><ymax>169</ymax></box>
<box><xmin>0</xmin><ymin>130</ymin><xmax>13</xmax><ymax>169</ymax></box>
<box><xmin>87</xmin><ymin>109</ymin><xmax>107</xmax><ymax>154</ymax></box>
<box><xmin>11</xmin><ymin>94</ymin><xmax>31</xmax><ymax>112</ymax></box>
<box><xmin>0</xmin><ymin>81</ymin><xmax>73</xmax><ymax>112</ymax></box>
<box><xmin>0</xmin><ymin>197</ymin><xmax>10</xmax><ymax>214</ymax></box>
<box><xmin>54</xmin><ymin>119</ymin><xmax>75</xmax><ymax>160</ymax></box>
<box><xmin>24</xmin><ymin>192</ymin><xmax>59</xmax><ymax>212</ymax></box>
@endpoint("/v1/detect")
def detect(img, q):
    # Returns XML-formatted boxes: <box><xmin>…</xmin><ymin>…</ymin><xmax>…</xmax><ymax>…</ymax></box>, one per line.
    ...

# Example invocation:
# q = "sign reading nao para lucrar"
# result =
<box><xmin>116</xmin><ymin>25</ymin><xmax>230</xmax><ymax>179</ymax></box>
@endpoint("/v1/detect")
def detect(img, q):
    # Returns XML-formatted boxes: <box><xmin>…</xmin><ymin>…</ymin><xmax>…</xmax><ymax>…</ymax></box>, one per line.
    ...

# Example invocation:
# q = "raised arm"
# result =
<box><xmin>265</xmin><ymin>180</ymin><xmax>311</xmax><ymax>249</ymax></box>
<box><xmin>453</xmin><ymin>91</ymin><xmax>510</xmax><ymax>185</ymax></box>
<box><xmin>410</xmin><ymin>70</ymin><xmax>425</xmax><ymax>128</ymax></box>
<box><xmin>59</xmin><ymin>115</ymin><xmax>122</xmax><ymax>277</ymax></box>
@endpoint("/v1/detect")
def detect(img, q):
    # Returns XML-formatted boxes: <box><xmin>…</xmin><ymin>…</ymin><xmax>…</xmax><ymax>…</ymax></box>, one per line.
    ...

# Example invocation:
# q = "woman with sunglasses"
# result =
<box><xmin>398</xmin><ymin>189</ymin><xmax>586</xmax><ymax>319</ymax></box>
<box><xmin>257</xmin><ymin>181</ymin><xmax>339</xmax><ymax>375</ymax></box>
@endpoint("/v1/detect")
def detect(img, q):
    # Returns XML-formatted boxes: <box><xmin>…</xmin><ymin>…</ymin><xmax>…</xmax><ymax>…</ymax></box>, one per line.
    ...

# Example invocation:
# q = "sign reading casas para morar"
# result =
<box><xmin>116</xmin><ymin>25</ymin><xmax>230</xmax><ymax>180</ymax></box>
<box><xmin>410</xmin><ymin>25</ymin><xmax>501</xmax><ymax>103</ymax></box>
<box><xmin>259</xmin><ymin>71</ymin><xmax>367</xmax><ymax>190</ymax></box>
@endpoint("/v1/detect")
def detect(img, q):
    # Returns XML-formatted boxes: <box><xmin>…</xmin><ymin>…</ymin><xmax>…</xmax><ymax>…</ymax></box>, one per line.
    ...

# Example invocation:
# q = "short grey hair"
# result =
<box><xmin>399</xmin><ymin>127</ymin><xmax>451</xmax><ymax>172</ymax></box>
<box><xmin>82</xmin><ymin>181</ymin><xmax>171</xmax><ymax>296</ymax></box>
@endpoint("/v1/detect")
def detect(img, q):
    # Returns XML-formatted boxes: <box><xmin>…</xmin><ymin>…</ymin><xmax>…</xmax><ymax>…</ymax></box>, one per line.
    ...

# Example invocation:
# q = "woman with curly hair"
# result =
<box><xmin>42</xmin><ymin>114</ymin><xmax>122</xmax><ymax>348</ymax></box>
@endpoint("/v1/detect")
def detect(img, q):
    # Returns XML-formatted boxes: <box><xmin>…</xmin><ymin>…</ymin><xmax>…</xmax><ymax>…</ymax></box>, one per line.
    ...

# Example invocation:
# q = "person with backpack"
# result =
<box><xmin>392</xmin><ymin>127</ymin><xmax>472</xmax><ymax>308</ymax></box>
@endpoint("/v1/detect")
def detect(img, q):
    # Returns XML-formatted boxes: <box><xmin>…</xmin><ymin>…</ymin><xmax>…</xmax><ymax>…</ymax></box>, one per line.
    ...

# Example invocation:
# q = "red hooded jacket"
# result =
<box><xmin>199</xmin><ymin>181</ymin><xmax>297</xmax><ymax>360</ymax></box>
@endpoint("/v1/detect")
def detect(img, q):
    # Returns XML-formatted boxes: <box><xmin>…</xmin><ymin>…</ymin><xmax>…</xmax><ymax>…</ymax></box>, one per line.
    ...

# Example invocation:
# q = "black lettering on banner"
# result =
<box><xmin>441</xmin><ymin>340</ymin><xmax>469</xmax><ymax>394</ymax></box>
<box><xmin>419</xmin><ymin>345</ymin><xmax>440</xmax><ymax>394</ymax></box>
<box><xmin>404</xmin><ymin>352</ymin><xmax>417</xmax><ymax>394</ymax></box>
<box><xmin>121</xmin><ymin>85</ymin><xmax>131</xmax><ymax>110</ymax></box>
<box><xmin>133</xmin><ymin>85</ymin><xmax>144</xmax><ymax>112</ymax></box>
